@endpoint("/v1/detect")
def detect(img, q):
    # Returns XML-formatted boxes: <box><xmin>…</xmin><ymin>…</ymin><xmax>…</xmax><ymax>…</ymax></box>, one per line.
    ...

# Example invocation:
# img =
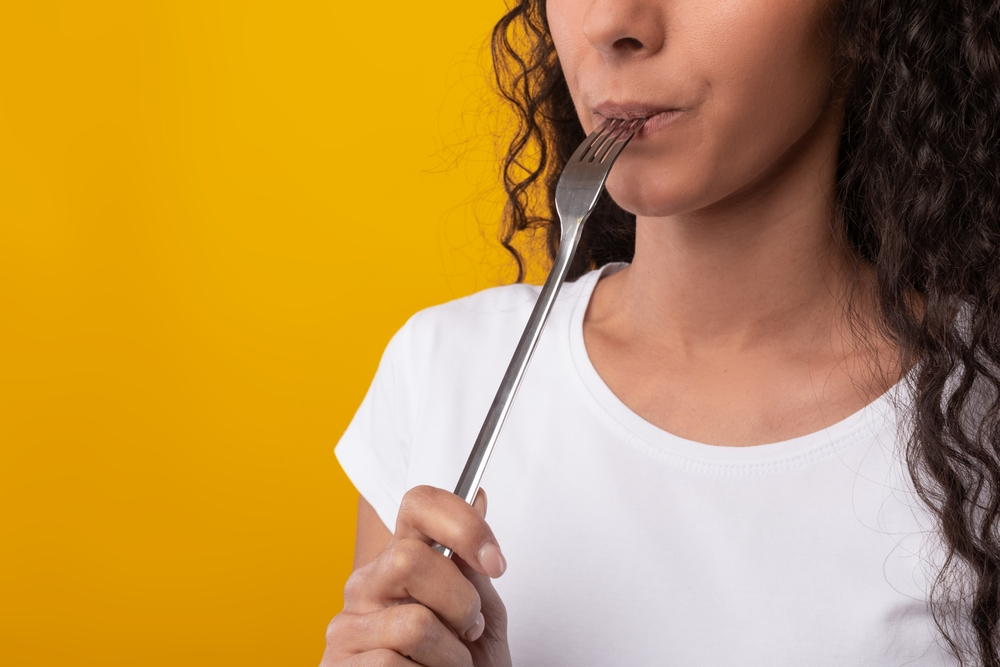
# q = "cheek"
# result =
<box><xmin>603</xmin><ymin>0</ymin><xmax>837</xmax><ymax>217</ymax></box>
<box><xmin>546</xmin><ymin>0</ymin><xmax>588</xmax><ymax>94</ymax></box>
<box><xmin>691</xmin><ymin>1</ymin><xmax>834</xmax><ymax>136</ymax></box>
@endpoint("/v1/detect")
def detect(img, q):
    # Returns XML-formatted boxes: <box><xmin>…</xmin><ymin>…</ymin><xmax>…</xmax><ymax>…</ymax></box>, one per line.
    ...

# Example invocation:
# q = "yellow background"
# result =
<box><xmin>0</xmin><ymin>1</ymin><xmax>513</xmax><ymax>664</ymax></box>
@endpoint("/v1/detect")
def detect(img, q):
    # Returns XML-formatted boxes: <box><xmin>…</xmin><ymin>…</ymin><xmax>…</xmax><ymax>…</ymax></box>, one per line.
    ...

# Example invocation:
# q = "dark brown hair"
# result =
<box><xmin>491</xmin><ymin>1</ymin><xmax>1000</xmax><ymax>664</ymax></box>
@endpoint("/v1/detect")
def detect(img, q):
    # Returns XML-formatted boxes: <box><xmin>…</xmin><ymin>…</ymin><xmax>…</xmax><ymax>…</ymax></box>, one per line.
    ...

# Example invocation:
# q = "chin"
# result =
<box><xmin>603</xmin><ymin>163</ymin><xmax>699</xmax><ymax>218</ymax></box>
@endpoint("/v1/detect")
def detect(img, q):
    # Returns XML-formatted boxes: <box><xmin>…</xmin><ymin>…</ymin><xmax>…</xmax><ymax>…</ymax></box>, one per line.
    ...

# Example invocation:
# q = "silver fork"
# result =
<box><xmin>433</xmin><ymin>117</ymin><xmax>645</xmax><ymax>558</ymax></box>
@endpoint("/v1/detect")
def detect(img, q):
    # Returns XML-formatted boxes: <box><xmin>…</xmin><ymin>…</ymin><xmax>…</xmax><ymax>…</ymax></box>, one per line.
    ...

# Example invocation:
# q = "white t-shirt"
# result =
<box><xmin>336</xmin><ymin>264</ymin><xmax>955</xmax><ymax>666</ymax></box>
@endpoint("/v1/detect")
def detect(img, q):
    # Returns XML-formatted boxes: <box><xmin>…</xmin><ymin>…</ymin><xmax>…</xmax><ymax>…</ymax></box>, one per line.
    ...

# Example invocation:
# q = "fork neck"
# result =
<box><xmin>554</xmin><ymin>216</ymin><xmax>587</xmax><ymax>281</ymax></box>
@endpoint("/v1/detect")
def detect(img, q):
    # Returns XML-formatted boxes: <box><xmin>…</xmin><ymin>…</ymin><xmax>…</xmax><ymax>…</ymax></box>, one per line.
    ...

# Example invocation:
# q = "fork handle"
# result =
<box><xmin>431</xmin><ymin>215</ymin><xmax>588</xmax><ymax>559</ymax></box>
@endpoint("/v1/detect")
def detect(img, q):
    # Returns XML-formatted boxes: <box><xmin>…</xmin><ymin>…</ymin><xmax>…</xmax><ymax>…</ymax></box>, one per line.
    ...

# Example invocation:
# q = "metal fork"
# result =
<box><xmin>433</xmin><ymin>117</ymin><xmax>645</xmax><ymax>558</ymax></box>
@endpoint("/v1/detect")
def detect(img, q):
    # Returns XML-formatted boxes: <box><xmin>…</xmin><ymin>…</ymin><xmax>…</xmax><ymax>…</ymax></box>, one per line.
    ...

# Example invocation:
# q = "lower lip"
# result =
<box><xmin>634</xmin><ymin>110</ymin><xmax>683</xmax><ymax>138</ymax></box>
<box><xmin>596</xmin><ymin>110</ymin><xmax>683</xmax><ymax>139</ymax></box>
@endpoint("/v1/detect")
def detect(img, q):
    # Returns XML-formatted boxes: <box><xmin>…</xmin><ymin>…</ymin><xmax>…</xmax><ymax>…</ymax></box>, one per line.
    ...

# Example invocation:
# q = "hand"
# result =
<box><xmin>320</xmin><ymin>486</ymin><xmax>512</xmax><ymax>667</ymax></box>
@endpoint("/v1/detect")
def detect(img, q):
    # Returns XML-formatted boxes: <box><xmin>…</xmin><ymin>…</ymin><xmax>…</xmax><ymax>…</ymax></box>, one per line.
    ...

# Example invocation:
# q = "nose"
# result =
<box><xmin>582</xmin><ymin>0</ymin><xmax>665</xmax><ymax>58</ymax></box>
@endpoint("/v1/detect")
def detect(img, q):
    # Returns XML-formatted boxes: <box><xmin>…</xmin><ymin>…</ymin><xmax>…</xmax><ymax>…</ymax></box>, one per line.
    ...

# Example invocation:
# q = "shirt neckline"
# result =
<box><xmin>564</xmin><ymin>263</ymin><xmax>904</xmax><ymax>471</ymax></box>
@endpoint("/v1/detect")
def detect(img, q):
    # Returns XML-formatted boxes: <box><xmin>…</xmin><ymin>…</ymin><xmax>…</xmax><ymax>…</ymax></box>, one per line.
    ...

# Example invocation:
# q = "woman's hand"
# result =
<box><xmin>320</xmin><ymin>486</ymin><xmax>512</xmax><ymax>667</ymax></box>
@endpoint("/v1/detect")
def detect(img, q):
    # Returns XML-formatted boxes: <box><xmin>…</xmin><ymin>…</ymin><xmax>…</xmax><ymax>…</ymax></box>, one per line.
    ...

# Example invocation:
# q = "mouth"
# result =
<box><xmin>593</xmin><ymin>102</ymin><xmax>683</xmax><ymax>139</ymax></box>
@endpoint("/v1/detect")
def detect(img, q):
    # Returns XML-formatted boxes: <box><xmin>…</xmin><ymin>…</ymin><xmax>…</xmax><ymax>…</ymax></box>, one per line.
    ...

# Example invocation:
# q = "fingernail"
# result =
<box><xmin>477</xmin><ymin>542</ymin><xmax>507</xmax><ymax>578</ymax></box>
<box><xmin>474</xmin><ymin>488</ymin><xmax>488</xmax><ymax>518</ymax></box>
<box><xmin>464</xmin><ymin>612</ymin><xmax>485</xmax><ymax>642</ymax></box>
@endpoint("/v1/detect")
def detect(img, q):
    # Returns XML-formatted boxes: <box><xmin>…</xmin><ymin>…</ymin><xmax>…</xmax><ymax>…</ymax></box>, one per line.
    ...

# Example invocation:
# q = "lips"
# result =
<box><xmin>593</xmin><ymin>102</ymin><xmax>683</xmax><ymax>139</ymax></box>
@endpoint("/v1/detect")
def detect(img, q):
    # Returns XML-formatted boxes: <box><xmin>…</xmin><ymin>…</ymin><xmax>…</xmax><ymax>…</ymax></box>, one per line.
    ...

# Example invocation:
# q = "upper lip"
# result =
<box><xmin>593</xmin><ymin>101</ymin><xmax>677</xmax><ymax>120</ymax></box>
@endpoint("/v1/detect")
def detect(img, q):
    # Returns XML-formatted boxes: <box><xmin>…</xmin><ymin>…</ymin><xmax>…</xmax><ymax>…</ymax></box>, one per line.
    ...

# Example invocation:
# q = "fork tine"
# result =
<box><xmin>591</xmin><ymin>120</ymin><xmax>632</xmax><ymax>162</ymax></box>
<box><xmin>596</xmin><ymin>118</ymin><xmax>645</xmax><ymax>163</ymax></box>
<box><xmin>582</xmin><ymin>118</ymin><xmax>627</xmax><ymax>163</ymax></box>
<box><xmin>567</xmin><ymin>118</ymin><xmax>613</xmax><ymax>164</ymax></box>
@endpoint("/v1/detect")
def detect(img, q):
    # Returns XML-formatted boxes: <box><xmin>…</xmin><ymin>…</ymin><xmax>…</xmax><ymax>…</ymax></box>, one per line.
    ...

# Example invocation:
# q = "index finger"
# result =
<box><xmin>394</xmin><ymin>485</ymin><xmax>507</xmax><ymax>579</ymax></box>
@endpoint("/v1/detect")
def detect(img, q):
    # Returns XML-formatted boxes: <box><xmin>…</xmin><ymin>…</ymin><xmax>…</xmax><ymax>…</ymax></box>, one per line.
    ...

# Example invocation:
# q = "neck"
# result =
<box><xmin>613</xmin><ymin>121</ymin><xmax>860</xmax><ymax>355</ymax></box>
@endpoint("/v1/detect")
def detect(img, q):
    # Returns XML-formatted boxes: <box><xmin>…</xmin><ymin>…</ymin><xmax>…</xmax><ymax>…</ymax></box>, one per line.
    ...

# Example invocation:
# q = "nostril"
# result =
<box><xmin>613</xmin><ymin>37</ymin><xmax>643</xmax><ymax>51</ymax></box>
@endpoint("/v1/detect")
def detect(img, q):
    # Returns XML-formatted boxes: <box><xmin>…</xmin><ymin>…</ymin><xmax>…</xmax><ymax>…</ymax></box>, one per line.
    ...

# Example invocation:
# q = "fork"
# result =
<box><xmin>433</xmin><ymin>117</ymin><xmax>645</xmax><ymax>558</ymax></box>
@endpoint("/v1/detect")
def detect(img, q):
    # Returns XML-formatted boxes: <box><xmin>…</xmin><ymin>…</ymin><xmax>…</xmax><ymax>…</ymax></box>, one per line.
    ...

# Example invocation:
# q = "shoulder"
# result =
<box><xmin>382</xmin><ymin>268</ymin><xmax>605</xmax><ymax>385</ymax></box>
<box><xmin>408</xmin><ymin>282</ymin><xmax>541</xmax><ymax>337</ymax></box>
<box><xmin>388</xmin><ymin>282</ymin><xmax>542</xmax><ymax>369</ymax></box>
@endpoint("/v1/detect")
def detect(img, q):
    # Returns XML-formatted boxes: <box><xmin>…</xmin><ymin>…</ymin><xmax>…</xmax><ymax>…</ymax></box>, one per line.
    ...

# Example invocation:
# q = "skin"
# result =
<box><xmin>554</xmin><ymin>0</ymin><xmax>900</xmax><ymax>445</ymax></box>
<box><xmin>321</xmin><ymin>0</ymin><xmax>901</xmax><ymax>663</ymax></box>
<box><xmin>322</xmin><ymin>489</ymin><xmax>511</xmax><ymax>667</ymax></box>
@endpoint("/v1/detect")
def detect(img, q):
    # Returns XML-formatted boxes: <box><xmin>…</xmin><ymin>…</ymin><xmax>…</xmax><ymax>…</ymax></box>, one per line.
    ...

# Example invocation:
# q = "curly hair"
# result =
<box><xmin>491</xmin><ymin>0</ymin><xmax>1000</xmax><ymax>664</ymax></box>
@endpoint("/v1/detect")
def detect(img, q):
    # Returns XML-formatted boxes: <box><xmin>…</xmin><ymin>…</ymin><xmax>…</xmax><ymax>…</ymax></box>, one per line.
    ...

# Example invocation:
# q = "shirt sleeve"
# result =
<box><xmin>334</xmin><ymin>321</ymin><xmax>420</xmax><ymax>533</ymax></box>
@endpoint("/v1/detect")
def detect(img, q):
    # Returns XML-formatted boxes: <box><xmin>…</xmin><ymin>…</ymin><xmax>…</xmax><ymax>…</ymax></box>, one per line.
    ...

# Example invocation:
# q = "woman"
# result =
<box><xmin>323</xmin><ymin>0</ymin><xmax>1000</xmax><ymax>664</ymax></box>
